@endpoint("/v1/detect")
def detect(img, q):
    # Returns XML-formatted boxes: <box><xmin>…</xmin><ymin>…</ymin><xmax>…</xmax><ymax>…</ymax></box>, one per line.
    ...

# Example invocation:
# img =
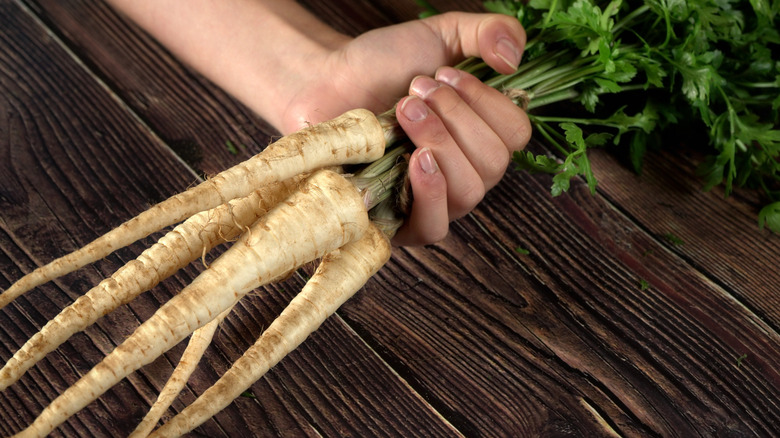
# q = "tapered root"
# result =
<box><xmin>0</xmin><ymin>177</ymin><xmax>303</xmax><ymax>391</ymax></box>
<box><xmin>13</xmin><ymin>169</ymin><xmax>370</xmax><ymax>438</ymax></box>
<box><xmin>129</xmin><ymin>305</ymin><xmax>235</xmax><ymax>438</ymax></box>
<box><xmin>0</xmin><ymin>109</ymin><xmax>384</xmax><ymax>308</ymax></box>
<box><xmin>149</xmin><ymin>224</ymin><xmax>392</xmax><ymax>437</ymax></box>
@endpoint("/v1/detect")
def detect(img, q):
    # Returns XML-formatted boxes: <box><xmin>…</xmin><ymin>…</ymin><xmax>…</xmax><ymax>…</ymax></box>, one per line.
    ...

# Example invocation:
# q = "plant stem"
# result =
<box><xmin>526</xmin><ymin>89</ymin><xmax>581</xmax><ymax>110</ymax></box>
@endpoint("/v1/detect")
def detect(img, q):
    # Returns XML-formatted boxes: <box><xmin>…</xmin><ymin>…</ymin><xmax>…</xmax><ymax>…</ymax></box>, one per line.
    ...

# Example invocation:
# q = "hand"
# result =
<box><xmin>104</xmin><ymin>3</ymin><xmax>531</xmax><ymax>245</ymax></box>
<box><xmin>280</xmin><ymin>12</ymin><xmax>532</xmax><ymax>245</ymax></box>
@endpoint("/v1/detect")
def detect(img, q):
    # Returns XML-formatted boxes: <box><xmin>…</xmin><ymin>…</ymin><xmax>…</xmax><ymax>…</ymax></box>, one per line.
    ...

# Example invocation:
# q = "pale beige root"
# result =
<box><xmin>12</xmin><ymin>169</ymin><xmax>369</xmax><ymax>438</ymax></box>
<box><xmin>1</xmin><ymin>109</ymin><xmax>384</xmax><ymax>308</ymax></box>
<box><xmin>0</xmin><ymin>176</ymin><xmax>304</xmax><ymax>392</ymax></box>
<box><xmin>128</xmin><ymin>305</ymin><xmax>234</xmax><ymax>438</ymax></box>
<box><xmin>149</xmin><ymin>224</ymin><xmax>391</xmax><ymax>437</ymax></box>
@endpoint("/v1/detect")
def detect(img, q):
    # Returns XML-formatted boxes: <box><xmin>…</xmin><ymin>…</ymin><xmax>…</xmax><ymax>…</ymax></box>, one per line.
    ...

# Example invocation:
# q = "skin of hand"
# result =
<box><xmin>105</xmin><ymin>1</ymin><xmax>531</xmax><ymax>245</ymax></box>
<box><xmin>283</xmin><ymin>13</ymin><xmax>532</xmax><ymax>245</ymax></box>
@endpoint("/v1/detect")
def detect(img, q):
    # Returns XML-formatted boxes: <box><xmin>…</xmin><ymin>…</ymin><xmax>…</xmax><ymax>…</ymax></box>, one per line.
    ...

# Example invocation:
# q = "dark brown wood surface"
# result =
<box><xmin>1</xmin><ymin>0</ymin><xmax>778</xmax><ymax>437</ymax></box>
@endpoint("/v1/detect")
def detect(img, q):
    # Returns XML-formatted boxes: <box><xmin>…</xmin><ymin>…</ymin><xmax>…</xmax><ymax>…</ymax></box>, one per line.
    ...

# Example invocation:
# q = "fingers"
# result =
<box><xmin>391</xmin><ymin>148</ymin><xmax>449</xmax><ymax>246</ymax></box>
<box><xmin>395</xmin><ymin>68</ymin><xmax>531</xmax><ymax>246</ymax></box>
<box><xmin>423</xmin><ymin>12</ymin><xmax>526</xmax><ymax>74</ymax></box>
<box><xmin>398</xmin><ymin>93</ymin><xmax>486</xmax><ymax>221</ymax></box>
<box><xmin>434</xmin><ymin>67</ymin><xmax>531</xmax><ymax>156</ymax></box>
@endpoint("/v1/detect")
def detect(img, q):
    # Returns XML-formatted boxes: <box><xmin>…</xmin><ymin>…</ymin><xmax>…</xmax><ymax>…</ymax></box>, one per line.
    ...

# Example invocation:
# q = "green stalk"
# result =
<box><xmin>504</xmin><ymin>55</ymin><xmax>594</xmax><ymax>91</ymax></box>
<box><xmin>360</xmin><ymin>0</ymin><xmax>780</xmax><ymax>234</ymax></box>
<box><xmin>485</xmin><ymin>51</ymin><xmax>570</xmax><ymax>88</ymax></box>
<box><xmin>526</xmin><ymin>89</ymin><xmax>580</xmax><ymax>110</ymax></box>
<box><xmin>531</xmin><ymin>63</ymin><xmax>605</xmax><ymax>97</ymax></box>
<box><xmin>612</xmin><ymin>4</ymin><xmax>650</xmax><ymax>34</ymax></box>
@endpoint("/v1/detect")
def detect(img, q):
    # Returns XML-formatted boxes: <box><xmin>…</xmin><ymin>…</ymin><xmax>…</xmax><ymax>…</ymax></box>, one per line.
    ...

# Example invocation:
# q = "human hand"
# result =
<box><xmin>279</xmin><ymin>12</ymin><xmax>532</xmax><ymax>245</ymax></box>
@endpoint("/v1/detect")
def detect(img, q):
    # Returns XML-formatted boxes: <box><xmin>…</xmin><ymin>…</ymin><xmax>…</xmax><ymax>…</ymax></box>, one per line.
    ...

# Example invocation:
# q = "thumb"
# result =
<box><xmin>422</xmin><ymin>12</ymin><xmax>526</xmax><ymax>75</ymax></box>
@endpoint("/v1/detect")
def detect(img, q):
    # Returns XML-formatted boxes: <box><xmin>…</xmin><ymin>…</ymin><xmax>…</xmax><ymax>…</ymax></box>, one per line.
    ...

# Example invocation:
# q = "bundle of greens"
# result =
<box><xmin>448</xmin><ymin>0</ymin><xmax>780</xmax><ymax>231</ymax></box>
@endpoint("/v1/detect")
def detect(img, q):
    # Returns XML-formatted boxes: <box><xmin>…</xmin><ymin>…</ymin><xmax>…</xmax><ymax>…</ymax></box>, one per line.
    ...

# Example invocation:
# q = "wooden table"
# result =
<box><xmin>1</xmin><ymin>1</ymin><xmax>778</xmax><ymax>436</ymax></box>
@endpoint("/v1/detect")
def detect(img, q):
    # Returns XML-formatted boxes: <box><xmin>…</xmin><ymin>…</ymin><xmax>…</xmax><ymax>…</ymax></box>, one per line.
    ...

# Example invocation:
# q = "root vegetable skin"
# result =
<box><xmin>12</xmin><ymin>169</ymin><xmax>371</xmax><ymax>438</ymax></box>
<box><xmin>150</xmin><ymin>224</ymin><xmax>392</xmax><ymax>437</ymax></box>
<box><xmin>0</xmin><ymin>108</ymin><xmax>384</xmax><ymax>308</ymax></box>
<box><xmin>128</xmin><ymin>305</ymin><xmax>234</xmax><ymax>438</ymax></box>
<box><xmin>0</xmin><ymin>177</ymin><xmax>303</xmax><ymax>392</ymax></box>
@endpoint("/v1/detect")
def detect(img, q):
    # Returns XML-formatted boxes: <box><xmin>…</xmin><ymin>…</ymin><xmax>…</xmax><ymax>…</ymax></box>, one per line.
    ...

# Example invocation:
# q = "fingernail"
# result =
<box><xmin>496</xmin><ymin>38</ymin><xmax>521</xmax><ymax>70</ymax></box>
<box><xmin>435</xmin><ymin>66</ymin><xmax>461</xmax><ymax>87</ymax></box>
<box><xmin>410</xmin><ymin>76</ymin><xmax>440</xmax><ymax>99</ymax></box>
<box><xmin>400</xmin><ymin>96</ymin><xmax>428</xmax><ymax>122</ymax></box>
<box><xmin>418</xmin><ymin>147</ymin><xmax>438</xmax><ymax>175</ymax></box>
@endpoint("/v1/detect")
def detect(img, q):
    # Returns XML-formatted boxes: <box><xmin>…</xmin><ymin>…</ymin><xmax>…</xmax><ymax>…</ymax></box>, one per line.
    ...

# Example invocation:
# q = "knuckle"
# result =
<box><xmin>406</xmin><ymin>116</ymin><xmax>451</xmax><ymax>148</ymax></box>
<box><xmin>465</xmin><ymin>85</ymin><xmax>490</xmax><ymax>108</ymax></box>
<box><xmin>505</xmin><ymin>112</ymin><xmax>532</xmax><ymax>153</ymax></box>
<box><xmin>430</xmin><ymin>89</ymin><xmax>465</xmax><ymax>118</ymax></box>
<box><xmin>481</xmin><ymin>150</ymin><xmax>511</xmax><ymax>186</ymax></box>
<box><xmin>450</xmin><ymin>183</ymin><xmax>485</xmax><ymax>219</ymax></box>
<box><xmin>424</xmin><ymin>125</ymin><xmax>452</xmax><ymax>148</ymax></box>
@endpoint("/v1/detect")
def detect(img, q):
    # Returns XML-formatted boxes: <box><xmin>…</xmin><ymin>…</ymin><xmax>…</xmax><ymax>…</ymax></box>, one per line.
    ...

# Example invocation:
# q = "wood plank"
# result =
<box><xmin>24</xmin><ymin>0</ymin><xmax>276</xmax><ymax>177</ymax></box>
<box><xmin>339</xmin><ymin>154</ymin><xmax>780</xmax><ymax>436</ymax></box>
<box><xmin>590</xmin><ymin>148</ymin><xmax>780</xmax><ymax>329</ymax></box>
<box><xmin>1</xmin><ymin>0</ymin><xmax>778</xmax><ymax>437</ymax></box>
<box><xmin>0</xmin><ymin>2</ymin><xmax>458</xmax><ymax>436</ymax></box>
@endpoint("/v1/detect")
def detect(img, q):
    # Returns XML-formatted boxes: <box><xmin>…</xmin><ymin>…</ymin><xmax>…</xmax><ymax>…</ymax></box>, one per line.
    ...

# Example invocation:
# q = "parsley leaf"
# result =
<box><xmin>471</xmin><ymin>0</ymin><xmax>780</xmax><ymax>228</ymax></box>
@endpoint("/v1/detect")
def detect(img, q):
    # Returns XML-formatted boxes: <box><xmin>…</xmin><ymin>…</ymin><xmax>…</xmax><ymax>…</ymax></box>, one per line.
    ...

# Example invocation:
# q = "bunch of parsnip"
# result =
<box><xmin>0</xmin><ymin>110</ymin><xmax>408</xmax><ymax>437</ymax></box>
<box><xmin>3</xmin><ymin>0</ymin><xmax>778</xmax><ymax>435</ymax></box>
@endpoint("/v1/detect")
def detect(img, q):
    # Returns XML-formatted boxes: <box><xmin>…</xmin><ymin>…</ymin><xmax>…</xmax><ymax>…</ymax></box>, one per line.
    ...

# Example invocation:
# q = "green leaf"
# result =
<box><xmin>515</xmin><ymin>246</ymin><xmax>531</xmax><ymax>255</ymax></box>
<box><xmin>513</xmin><ymin>150</ymin><xmax>562</xmax><ymax>174</ymax></box>
<box><xmin>672</xmin><ymin>49</ymin><xmax>724</xmax><ymax>105</ymax></box>
<box><xmin>577</xmin><ymin>84</ymin><xmax>601</xmax><ymax>112</ymax></box>
<box><xmin>758</xmin><ymin>202</ymin><xmax>780</xmax><ymax>233</ymax></box>
<box><xmin>551</xmin><ymin>164</ymin><xmax>577</xmax><ymax>196</ymax></box>
<box><xmin>638</xmin><ymin>56</ymin><xmax>667</xmax><ymax>88</ymax></box>
<box><xmin>585</xmin><ymin>132</ymin><xmax>613</xmax><ymax>147</ymax></box>
<box><xmin>225</xmin><ymin>140</ymin><xmax>239</xmax><ymax>155</ymax></box>
<box><xmin>415</xmin><ymin>0</ymin><xmax>440</xmax><ymax>17</ymax></box>
<box><xmin>527</xmin><ymin>0</ymin><xmax>557</xmax><ymax>8</ymax></box>
<box><xmin>663</xmin><ymin>232</ymin><xmax>685</xmax><ymax>245</ymax></box>
<box><xmin>576</xmin><ymin>153</ymin><xmax>598</xmax><ymax>194</ymax></box>
<box><xmin>561</xmin><ymin>122</ymin><xmax>586</xmax><ymax>150</ymax></box>
<box><xmin>491</xmin><ymin>0</ymin><xmax>780</xmax><ymax>232</ymax></box>
<box><xmin>593</xmin><ymin>77</ymin><xmax>622</xmax><ymax>93</ymax></box>
<box><xmin>483</xmin><ymin>0</ymin><xmax>520</xmax><ymax>16</ymax></box>
<box><xmin>629</xmin><ymin>131</ymin><xmax>648</xmax><ymax>174</ymax></box>
<box><xmin>697</xmin><ymin>154</ymin><xmax>726</xmax><ymax>192</ymax></box>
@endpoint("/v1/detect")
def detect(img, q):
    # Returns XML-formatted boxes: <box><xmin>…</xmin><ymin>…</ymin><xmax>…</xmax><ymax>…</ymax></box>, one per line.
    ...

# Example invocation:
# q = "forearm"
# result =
<box><xmin>106</xmin><ymin>0</ymin><xmax>349</xmax><ymax>130</ymax></box>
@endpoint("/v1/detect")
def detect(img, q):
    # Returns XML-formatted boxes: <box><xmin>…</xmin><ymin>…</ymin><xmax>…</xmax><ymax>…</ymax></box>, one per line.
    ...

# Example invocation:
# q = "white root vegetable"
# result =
<box><xmin>12</xmin><ymin>169</ymin><xmax>370</xmax><ymax>438</ymax></box>
<box><xmin>0</xmin><ymin>176</ymin><xmax>304</xmax><ymax>391</ymax></box>
<box><xmin>149</xmin><ymin>223</ymin><xmax>392</xmax><ymax>437</ymax></box>
<box><xmin>0</xmin><ymin>109</ymin><xmax>384</xmax><ymax>308</ymax></box>
<box><xmin>128</xmin><ymin>304</ymin><xmax>235</xmax><ymax>438</ymax></box>
<box><xmin>1</xmin><ymin>107</ymin><xmax>403</xmax><ymax>437</ymax></box>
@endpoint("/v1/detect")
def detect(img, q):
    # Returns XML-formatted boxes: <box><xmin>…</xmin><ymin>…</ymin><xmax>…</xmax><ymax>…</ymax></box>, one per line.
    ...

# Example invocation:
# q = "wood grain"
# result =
<box><xmin>1</xmin><ymin>0</ymin><xmax>778</xmax><ymax>437</ymax></box>
<box><xmin>0</xmin><ymin>1</ymin><xmax>461</xmax><ymax>436</ymax></box>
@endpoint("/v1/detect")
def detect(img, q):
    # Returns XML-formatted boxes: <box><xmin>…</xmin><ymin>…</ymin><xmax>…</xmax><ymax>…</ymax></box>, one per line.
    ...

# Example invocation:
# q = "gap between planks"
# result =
<box><xmin>330</xmin><ymin>310</ymin><xmax>468</xmax><ymax>438</ymax></box>
<box><xmin>590</xmin><ymin>177</ymin><xmax>780</xmax><ymax>339</ymax></box>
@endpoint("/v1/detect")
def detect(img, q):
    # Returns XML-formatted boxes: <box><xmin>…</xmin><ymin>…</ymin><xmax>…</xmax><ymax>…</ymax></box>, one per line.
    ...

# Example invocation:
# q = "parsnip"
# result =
<box><xmin>149</xmin><ymin>224</ymin><xmax>392</xmax><ymax>437</ymax></box>
<box><xmin>12</xmin><ymin>169</ymin><xmax>370</xmax><ymax>438</ymax></box>
<box><xmin>129</xmin><ymin>305</ymin><xmax>234</xmax><ymax>438</ymax></box>
<box><xmin>0</xmin><ymin>109</ymin><xmax>384</xmax><ymax>308</ymax></box>
<box><xmin>0</xmin><ymin>176</ymin><xmax>303</xmax><ymax>391</ymax></box>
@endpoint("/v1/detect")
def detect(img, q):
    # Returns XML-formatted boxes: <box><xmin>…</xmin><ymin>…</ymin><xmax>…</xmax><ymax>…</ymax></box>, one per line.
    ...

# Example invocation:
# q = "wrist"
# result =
<box><xmin>108</xmin><ymin>0</ymin><xmax>349</xmax><ymax>133</ymax></box>
<box><xmin>207</xmin><ymin>2</ymin><xmax>351</xmax><ymax>132</ymax></box>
